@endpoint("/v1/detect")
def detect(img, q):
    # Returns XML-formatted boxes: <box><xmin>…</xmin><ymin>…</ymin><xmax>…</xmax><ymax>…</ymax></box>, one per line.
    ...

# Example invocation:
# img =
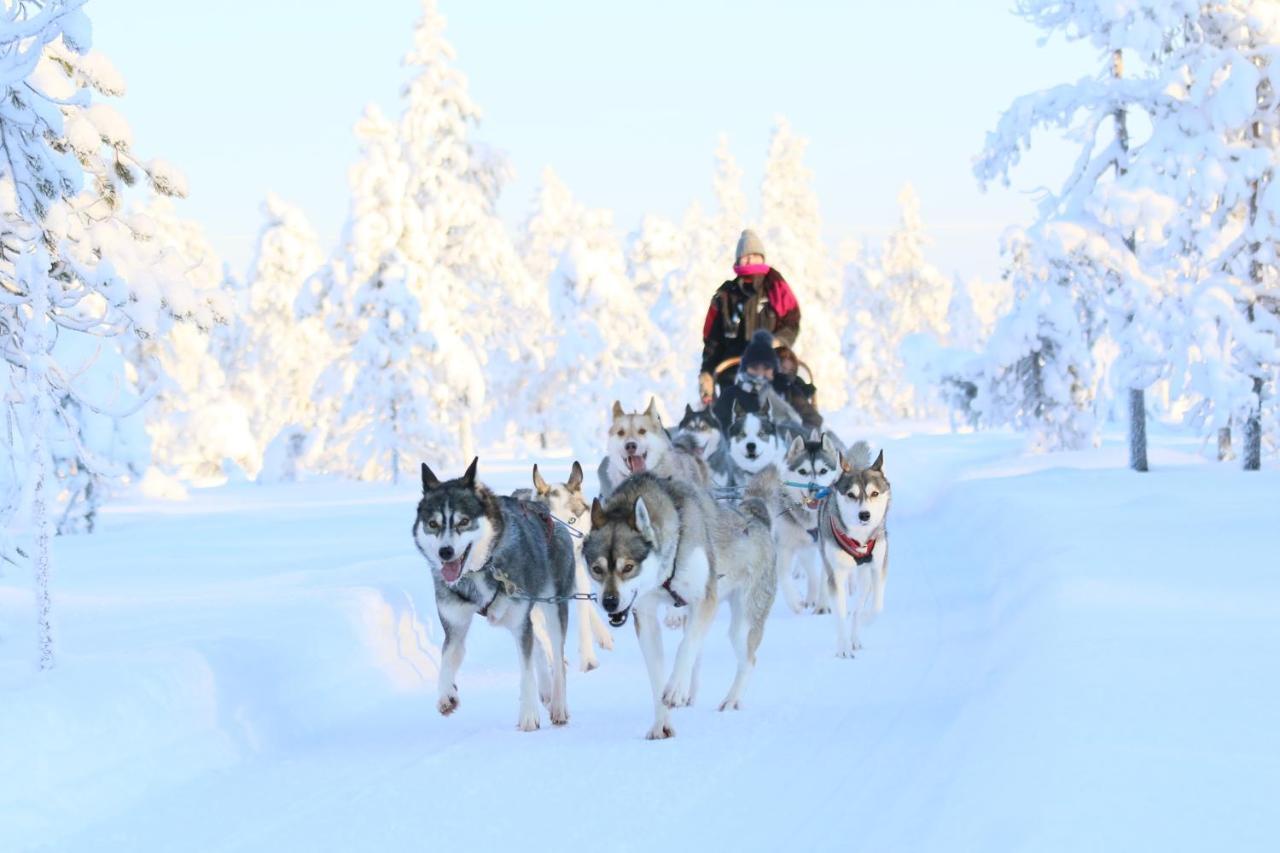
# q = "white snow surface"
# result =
<box><xmin>1</xmin><ymin>424</ymin><xmax>1276</xmax><ymax>852</ymax></box>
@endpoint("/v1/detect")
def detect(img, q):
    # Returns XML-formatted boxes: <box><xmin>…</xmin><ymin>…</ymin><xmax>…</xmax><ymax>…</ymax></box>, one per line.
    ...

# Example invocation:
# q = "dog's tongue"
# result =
<box><xmin>441</xmin><ymin>559</ymin><xmax>464</xmax><ymax>584</ymax></box>
<box><xmin>626</xmin><ymin>454</ymin><xmax>646</xmax><ymax>474</ymax></box>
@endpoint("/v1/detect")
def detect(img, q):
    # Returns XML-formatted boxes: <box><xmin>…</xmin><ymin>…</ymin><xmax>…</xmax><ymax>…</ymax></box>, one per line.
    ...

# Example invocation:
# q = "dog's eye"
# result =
<box><xmin>869</xmin><ymin>491</ymin><xmax>879</xmax><ymax>499</ymax></box>
<box><xmin>456</xmin><ymin>516</ymin><xmax>469</xmax><ymax>527</ymax></box>
<box><xmin>818</xmin><ymin>468</ymin><xmax>828</xmax><ymax>475</ymax></box>
<box><xmin>638</xmin><ymin>428</ymin><xmax>646</xmax><ymax>435</ymax></box>
<box><xmin>589</xmin><ymin>563</ymin><xmax>605</xmax><ymax>579</ymax></box>
<box><xmin>617</xmin><ymin>429</ymin><xmax>625</xmax><ymax>437</ymax></box>
<box><xmin>798</xmin><ymin>468</ymin><xmax>810</xmax><ymax>476</ymax></box>
<box><xmin>846</xmin><ymin>491</ymin><xmax>857</xmax><ymax>499</ymax></box>
<box><xmin>621</xmin><ymin>563</ymin><xmax>636</xmax><ymax>576</ymax></box>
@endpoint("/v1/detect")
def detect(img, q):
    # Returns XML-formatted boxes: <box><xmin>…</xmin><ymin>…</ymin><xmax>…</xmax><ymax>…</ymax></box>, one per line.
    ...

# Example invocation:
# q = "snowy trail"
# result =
<box><xmin>3</xmin><ymin>431</ymin><xmax>1278</xmax><ymax>851</ymax></box>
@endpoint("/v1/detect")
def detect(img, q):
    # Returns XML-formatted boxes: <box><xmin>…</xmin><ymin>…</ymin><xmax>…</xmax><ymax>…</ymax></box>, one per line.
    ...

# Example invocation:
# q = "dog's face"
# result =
<box><xmin>414</xmin><ymin>458</ymin><xmax>497</xmax><ymax>586</ymax></box>
<box><xmin>728</xmin><ymin>399</ymin><xmax>782</xmax><ymax>473</ymax></box>
<box><xmin>831</xmin><ymin>450</ymin><xmax>891</xmax><ymax>538</ymax></box>
<box><xmin>606</xmin><ymin>399</ymin><xmax>669</xmax><ymax>475</ymax></box>
<box><xmin>583</xmin><ymin>496</ymin><xmax>661</xmax><ymax>627</ymax></box>
<box><xmin>784</xmin><ymin>433</ymin><xmax>842</xmax><ymax>506</ymax></box>
<box><xmin>675</xmin><ymin>404</ymin><xmax>722</xmax><ymax>460</ymax></box>
<box><xmin>531</xmin><ymin>461</ymin><xmax>591</xmax><ymax>537</ymax></box>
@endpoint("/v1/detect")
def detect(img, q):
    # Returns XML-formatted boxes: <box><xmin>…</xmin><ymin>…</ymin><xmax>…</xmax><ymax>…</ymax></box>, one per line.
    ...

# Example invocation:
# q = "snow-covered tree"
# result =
<box><xmin>521</xmin><ymin>172</ymin><xmax>675</xmax><ymax>449</ymax></box>
<box><xmin>975</xmin><ymin>229</ymin><xmax>1103</xmax><ymax>450</ymax></box>
<box><xmin>881</xmin><ymin>185</ymin><xmax>952</xmax><ymax>343</ymax></box>
<box><xmin>1</xmin><ymin>2</ymin><xmax>214</xmax><ymax>668</ymax></box>
<box><xmin>396</xmin><ymin>0</ymin><xmax>546</xmax><ymax>453</ymax></box>
<box><xmin>235</xmin><ymin>194</ymin><xmax>328</xmax><ymax>477</ymax></box>
<box><xmin>840</xmin><ymin>246</ymin><xmax>911</xmax><ymax>420</ymax></box>
<box><xmin>760</xmin><ymin>118</ymin><xmax>847</xmax><ymax>410</ymax></box>
<box><xmin>947</xmin><ymin>274</ymin><xmax>983</xmax><ymax>352</ymax></box>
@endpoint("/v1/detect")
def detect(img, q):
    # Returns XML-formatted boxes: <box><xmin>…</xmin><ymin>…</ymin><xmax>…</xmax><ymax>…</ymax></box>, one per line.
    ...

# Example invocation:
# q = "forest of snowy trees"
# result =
<box><xmin>3</xmin><ymin>0</ymin><xmax>1279</xmax><ymax>660</ymax></box>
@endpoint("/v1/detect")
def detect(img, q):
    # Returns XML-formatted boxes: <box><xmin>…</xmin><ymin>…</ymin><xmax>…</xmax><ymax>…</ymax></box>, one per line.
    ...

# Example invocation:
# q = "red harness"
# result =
<box><xmin>829</xmin><ymin>514</ymin><xmax>876</xmax><ymax>562</ymax></box>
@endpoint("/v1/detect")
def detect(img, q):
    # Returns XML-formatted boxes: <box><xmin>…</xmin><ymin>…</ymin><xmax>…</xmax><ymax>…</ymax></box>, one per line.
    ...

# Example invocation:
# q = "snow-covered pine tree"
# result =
<box><xmin>1</xmin><ymin>2</ymin><xmax>214</xmax><ymax>668</ymax></box>
<box><xmin>520</xmin><ymin>171</ymin><xmax>676</xmax><ymax>449</ymax></box>
<box><xmin>840</xmin><ymin>244</ymin><xmax>911</xmax><ymax>421</ymax></box>
<box><xmin>947</xmin><ymin>274</ymin><xmax>983</xmax><ymax>352</ymax></box>
<box><xmin>237</xmin><ymin>193</ymin><xmax>327</xmax><ymax>478</ymax></box>
<box><xmin>760</xmin><ymin>118</ymin><xmax>847</xmax><ymax>411</ymax></box>
<box><xmin>396</xmin><ymin>0</ymin><xmax>546</xmax><ymax>455</ymax></box>
<box><xmin>881</xmin><ymin>185</ymin><xmax>952</xmax><ymax>343</ymax></box>
<box><xmin>976</xmin><ymin>229</ymin><xmax>1102</xmax><ymax>450</ymax></box>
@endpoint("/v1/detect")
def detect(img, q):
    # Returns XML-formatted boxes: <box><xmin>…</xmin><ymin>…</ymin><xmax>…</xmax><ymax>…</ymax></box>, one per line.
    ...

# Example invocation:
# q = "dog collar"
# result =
<box><xmin>784</xmin><ymin>480</ymin><xmax>831</xmax><ymax>510</ymax></box>
<box><xmin>829</xmin><ymin>514</ymin><xmax>876</xmax><ymax>565</ymax></box>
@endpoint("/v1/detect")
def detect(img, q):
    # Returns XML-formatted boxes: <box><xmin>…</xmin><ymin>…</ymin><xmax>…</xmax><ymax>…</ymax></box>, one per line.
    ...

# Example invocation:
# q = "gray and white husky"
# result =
<box><xmin>582</xmin><ymin>471</ymin><xmax>777</xmax><ymax>739</ymax></box>
<box><xmin>765</xmin><ymin>435</ymin><xmax>870</xmax><ymax>614</ymax></box>
<box><xmin>414</xmin><ymin>458</ymin><xmax>576</xmax><ymax>730</ymax></box>
<box><xmin>818</xmin><ymin>449</ymin><xmax>891</xmax><ymax>658</ymax></box>
<box><xmin>726</xmin><ymin>398</ymin><xmax>804</xmax><ymax>479</ymax></box>
<box><xmin>674</xmin><ymin>404</ymin><xmax>737</xmax><ymax>488</ymax></box>
<box><xmin>598</xmin><ymin>399</ymin><xmax>709</xmax><ymax>497</ymax></box>
<box><xmin>520</xmin><ymin>461</ymin><xmax>614</xmax><ymax>672</ymax></box>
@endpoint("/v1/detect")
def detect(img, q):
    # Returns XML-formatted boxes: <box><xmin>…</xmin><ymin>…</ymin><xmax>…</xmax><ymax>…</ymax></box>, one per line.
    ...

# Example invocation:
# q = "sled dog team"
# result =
<box><xmin>412</xmin><ymin>399</ymin><xmax>891</xmax><ymax>738</ymax></box>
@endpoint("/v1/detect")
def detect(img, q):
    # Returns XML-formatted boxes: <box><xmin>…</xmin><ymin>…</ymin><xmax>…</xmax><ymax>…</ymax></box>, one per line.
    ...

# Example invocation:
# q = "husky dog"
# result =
<box><xmin>414</xmin><ymin>459</ymin><xmax>576</xmax><ymax>730</ymax></box>
<box><xmin>763</xmin><ymin>435</ymin><xmax>870</xmax><ymax>614</ymax></box>
<box><xmin>674</xmin><ymin>404</ymin><xmax>738</xmax><ymax>488</ymax></box>
<box><xmin>522</xmin><ymin>461</ymin><xmax>614</xmax><ymax>672</ymax></box>
<box><xmin>819</xmin><ymin>450</ymin><xmax>891</xmax><ymax>658</ymax></box>
<box><xmin>598</xmin><ymin>399</ymin><xmax>709</xmax><ymax>497</ymax></box>
<box><xmin>583</xmin><ymin>472</ymin><xmax>777</xmax><ymax>739</ymax></box>
<box><xmin>726</xmin><ymin>398</ymin><xmax>803</xmax><ymax>479</ymax></box>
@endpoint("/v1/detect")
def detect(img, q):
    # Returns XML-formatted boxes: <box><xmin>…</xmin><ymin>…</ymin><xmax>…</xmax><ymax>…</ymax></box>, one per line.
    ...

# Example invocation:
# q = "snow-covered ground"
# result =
<box><xmin>2</xmin><ymin>425</ymin><xmax>1277</xmax><ymax>852</ymax></box>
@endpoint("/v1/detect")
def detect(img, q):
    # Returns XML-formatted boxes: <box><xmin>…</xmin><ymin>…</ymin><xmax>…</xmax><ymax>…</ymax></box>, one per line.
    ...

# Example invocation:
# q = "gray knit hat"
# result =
<box><xmin>735</xmin><ymin>229</ymin><xmax>766</xmax><ymax>261</ymax></box>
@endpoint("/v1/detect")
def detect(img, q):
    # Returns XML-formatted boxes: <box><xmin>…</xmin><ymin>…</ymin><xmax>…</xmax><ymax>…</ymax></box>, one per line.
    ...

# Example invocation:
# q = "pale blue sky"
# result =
<box><xmin>97</xmin><ymin>1</ymin><xmax>1098</xmax><ymax>284</ymax></box>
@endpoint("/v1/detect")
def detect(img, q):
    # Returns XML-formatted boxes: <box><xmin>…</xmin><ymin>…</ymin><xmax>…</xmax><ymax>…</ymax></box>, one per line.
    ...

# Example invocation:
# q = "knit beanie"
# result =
<box><xmin>740</xmin><ymin>329</ymin><xmax>781</xmax><ymax>373</ymax></box>
<box><xmin>735</xmin><ymin>229</ymin><xmax>766</xmax><ymax>261</ymax></box>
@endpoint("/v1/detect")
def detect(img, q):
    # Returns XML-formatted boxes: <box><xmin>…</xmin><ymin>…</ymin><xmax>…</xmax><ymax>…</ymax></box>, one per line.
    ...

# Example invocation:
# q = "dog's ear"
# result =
<box><xmin>684</xmin><ymin>403</ymin><xmax>694</xmax><ymax>418</ymax></box>
<box><xmin>788</xmin><ymin>434</ymin><xmax>805</xmax><ymax>456</ymax></box>
<box><xmin>870</xmin><ymin>450</ymin><xmax>884</xmax><ymax>472</ymax></box>
<box><xmin>591</xmin><ymin>497</ymin><xmax>607</xmax><ymax>530</ymax></box>
<box><xmin>732</xmin><ymin>400</ymin><xmax>744</xmax><ymax>421</ymax></box>
<box><xmin>809</xmin><ymin>427</ymin><xmax>822</xmax><ymax>442</ymax></box>
<box><xmin>760</xmin><ymin>397</ymin><xmax>772</xmax><ymax>419</ymax></box>
<box><xmin>839</xmin><ymin>453</ymin><xmax>852</xmax><ymax>474</ymax></box>
<box><xmin>645</xmin><ymin>397</ymin><xmax>658</xmax><ymax>418</ymax></box>
<box><xmin>462</xmin><ymin>457</ymin><xmax>478</xmax><ymax>486</ymax></box>
<box><xmin>821</xmin><ymin>433</ymin><xmax>834</xmax><ymax>455</ymax></box>
<box><xmin>567</xmin><ymin>460</ymin><xmax>584</xmax><ymax>492</ymax></box>
<box><xmin>632</xmin><ymin>496</ymin><xmax>655</xmax><ymax>540</ymax></box>
<box><xmin>611</xmin><ymin>400</ymin><xmax>625</xmax><ymax>420</ymax></box>
<box><xmin>532</xmin><ymin>464</ymin><xmax>550</xmax><ymax>496</ymax></box>
<box><xmin>421</xmin><ymin>462</ymin><xmax>440</xmax><ymax>492</ymax></box>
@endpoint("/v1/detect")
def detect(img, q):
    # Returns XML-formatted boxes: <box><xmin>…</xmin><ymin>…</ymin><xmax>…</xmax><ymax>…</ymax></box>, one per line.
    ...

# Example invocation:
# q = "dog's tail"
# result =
<box><xmin>740</xmin><ymin>465</ymin><xmax>781</xmax><ymax>528</ymax></box>
<box><xmin>844</xmin><ymin>440</ymin><xmax>872</xmax><ymax>470</ymax></box>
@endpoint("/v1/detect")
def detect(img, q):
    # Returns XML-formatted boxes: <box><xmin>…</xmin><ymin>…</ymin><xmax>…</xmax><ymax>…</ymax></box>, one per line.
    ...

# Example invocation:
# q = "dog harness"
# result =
<box><xmin>662</xmin><ymin>572</ymin><xmax>688</xmax><ymax>608</ymax></box>
<box><xmin>828</xmin><ymin>514</ymin><xmax>877</xmax><ymax>566</ymax></box>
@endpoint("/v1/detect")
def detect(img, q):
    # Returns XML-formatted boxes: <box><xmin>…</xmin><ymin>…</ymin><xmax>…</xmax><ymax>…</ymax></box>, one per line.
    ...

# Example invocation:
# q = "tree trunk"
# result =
<box><xmin>1244</xmin><ymin>376</ymin><xmax>1263</xmax><ymax>471</ymax></box>
<box><xmin>1128</xmin><ymin>388</ymin><xmax>1148</xmax><ymax>472</ymax></box>
<box><xmin>1217</xmin><ymin>425</ymin><xmax>1233</xmax><ymax>462</ymax></box>
<box><xmin>1113</xmin><ymin>49</ymin><xmax>1149</xmax><ymax>473</ymax></box>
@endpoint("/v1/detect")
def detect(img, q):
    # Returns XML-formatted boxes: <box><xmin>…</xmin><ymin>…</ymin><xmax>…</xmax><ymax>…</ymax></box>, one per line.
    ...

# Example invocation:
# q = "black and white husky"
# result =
<box><xmin>726</xmin><ymin>398</ymin><xmax>804</xmax><ymax>480</ymax></box>
<box><xmin>818</xmin><ymin>450</ymin><xmax>891</xmax><ymax>658</ymax></box>
<box><xmin>674</xmin><ymin>405</ymin><xmax>737</xmax><ymax>488</ymax></box>
<box><xmin>769</xmin><ymin>435</ymin><xmax>868</xmax><ymax>614</ymax></box>
<box><xmin>414</xmin><ymin>458</ymin><xmax>576</xmax><ymax>730</ymax></box>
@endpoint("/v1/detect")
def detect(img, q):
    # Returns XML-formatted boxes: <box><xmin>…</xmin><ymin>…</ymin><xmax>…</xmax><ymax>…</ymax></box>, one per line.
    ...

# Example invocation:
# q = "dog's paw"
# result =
<box><xmin>437</xmin><ymin>692</ymin><xmax>460</xmax><ymax>716</ymax></box>
<box><xmin>550</xmin><ymin>703</ymin><xmax>570</xmax><ymax>727</ymax></box>
<box><xmin>718</xmin><ymin>698</ymin><xmax>742</xmax><ymax>712</ymax></box>
<box><xmin>662</xmin><ymin>676</ymin><xmax>695</xmax><ymax>708</ymax></box>
<box><xmin>645</xmin><ymin>722</ymin><xmax>676</xmax><ymax>740</ymax></box>
<box><xmin>663</xmin><ymin>611</ymin><xmax>687</xmax><ymax>631</ymax></box>
<box><xmin>579</xmin><ymin>657</ymin><xmax>599</xmax><ymax>673</ymax></box>
<box><xmin>596</xmin><ymin>633</ymin><xmax>615</xmax><ymax>651</ymax></box>
<box><xmin>835</xmin><ymin>648</ymin><xmax>856</xmax><ymax>659</ymax></box>
<box><xmin>813</xmin><ymin>606</ymin><xmax>831</xmax><ymax>616</ymax></box>
<box><xmin>516</xmin><ymin>709</ymin><xmax>541</xmax><ymax>732</ymax></box>
<box><xmin>539</xmin><ymin>687</ymin><xmax>553</xmax><ymax>707</ymax></box>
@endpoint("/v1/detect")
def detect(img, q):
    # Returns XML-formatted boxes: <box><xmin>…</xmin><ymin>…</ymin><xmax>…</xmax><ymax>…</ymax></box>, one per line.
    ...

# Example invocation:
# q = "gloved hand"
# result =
<box><xmin>698</xmin><ymin>372</ymin><xmax>714</xmax><ymax>405</ymax></box>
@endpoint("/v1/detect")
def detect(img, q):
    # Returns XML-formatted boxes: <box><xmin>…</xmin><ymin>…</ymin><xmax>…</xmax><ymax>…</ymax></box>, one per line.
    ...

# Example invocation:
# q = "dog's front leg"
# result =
<box><xmin>804</xmin><ymin>548</ymin><xmax>832</xmax><ymax>615</ymax></box>
<box><xmin>634</xmin><ymin>603</ymin><xmax>672</xmax><ymax>739</ymax></box>
<box><xmin>663</xmin><ymin>594</ymin><xmax>716</xmax><ymax>708</ymax></box>
<box><xmin>828</xmin><ymin>562</ymin><xmax>854</xmax><ymax>658</ymax></box>
<box><xmin>437</xmin><ymin>602</ymin><xmax>473</xmax><ymax>716</ymax></box>
<box><xmin>513</xmin><ymin>614</ymin><xmax>542</xmax><ymax>731</ymax></box>
<box><xmin>574</xmin><ymin>556</ymin><xmax>611</xmax><ymax>669</ymax></box>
